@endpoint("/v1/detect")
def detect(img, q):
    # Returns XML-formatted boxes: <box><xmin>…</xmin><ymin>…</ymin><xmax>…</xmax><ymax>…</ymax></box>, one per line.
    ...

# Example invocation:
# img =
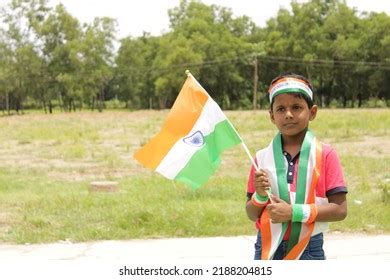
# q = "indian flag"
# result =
<box><xmin>134</xmin><ymin>73</ymin><xmax>242</xmax><ymax>188</ymax></box>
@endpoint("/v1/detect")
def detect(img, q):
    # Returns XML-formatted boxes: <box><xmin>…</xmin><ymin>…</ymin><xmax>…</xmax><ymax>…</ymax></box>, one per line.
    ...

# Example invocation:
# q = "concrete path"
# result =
<box><xmin>0</xmin><ymin>232</ymin><xmax>389</xmax><ymax>260</ymax></box>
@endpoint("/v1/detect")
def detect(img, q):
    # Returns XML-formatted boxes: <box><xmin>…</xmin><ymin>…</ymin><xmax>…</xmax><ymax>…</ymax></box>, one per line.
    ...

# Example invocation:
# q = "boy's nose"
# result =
<box><xmin>285</xmin><ymin>109</ymin><xmax>293</xmax><ymax>118</ymax></box>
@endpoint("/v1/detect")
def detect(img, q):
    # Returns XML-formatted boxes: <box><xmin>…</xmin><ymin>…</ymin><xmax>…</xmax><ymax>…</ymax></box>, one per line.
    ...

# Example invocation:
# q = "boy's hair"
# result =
<box><xmin>269</xmin><ymin>72</ymin><xmax>314</xmax><ymax>110</ymax></box>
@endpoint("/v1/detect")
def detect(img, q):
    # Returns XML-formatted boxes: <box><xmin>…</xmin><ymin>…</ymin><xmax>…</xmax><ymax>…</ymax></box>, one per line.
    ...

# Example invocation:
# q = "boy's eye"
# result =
<box><xmin>293</xmin><ymin>105</ymin><xmax>302</xmax><ymax>110</ymax></box>
<box><xmin>276</xmin><ymin>107</ymin><xmax>285</xmax><ymax>112</ymax></box>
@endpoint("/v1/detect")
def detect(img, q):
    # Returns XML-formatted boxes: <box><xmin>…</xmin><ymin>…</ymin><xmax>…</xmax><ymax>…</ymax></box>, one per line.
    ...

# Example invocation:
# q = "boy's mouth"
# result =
<box><xmin>284</xmin><ymin>123</ymin><xmax>297</xmax><ymax>127</ymax></box>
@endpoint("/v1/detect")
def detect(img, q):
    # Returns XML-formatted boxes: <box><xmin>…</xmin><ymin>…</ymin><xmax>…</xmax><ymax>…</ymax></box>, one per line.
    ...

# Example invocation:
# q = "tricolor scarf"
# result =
<box><xmin>257</xmin><ymin>130</ymin><xmax>322</xmax><ymax>260</ymax></box>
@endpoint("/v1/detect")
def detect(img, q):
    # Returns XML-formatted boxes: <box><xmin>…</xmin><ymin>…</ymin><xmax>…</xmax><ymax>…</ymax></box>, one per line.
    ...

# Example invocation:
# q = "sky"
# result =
<box><xmin>3</xmin><ymin>0</ymin><xmax>390</xmax><ymax>38</ymax></box>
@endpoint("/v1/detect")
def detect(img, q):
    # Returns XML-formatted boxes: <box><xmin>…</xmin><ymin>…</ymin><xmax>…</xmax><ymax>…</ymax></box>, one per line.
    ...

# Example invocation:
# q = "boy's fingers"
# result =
<box><xmin>255</xmin><ymin>169</ymin><xmax>268</xmax><ymax>176</ymax></box>
<box><xmin>259</xmin><ymin>173</ymin><xmax>268</xmax><ymax>178</ymax></box>
<box><xmin>269</xmin><ymin>195</ymin><xmax>285</xmax><ymax>204</ymax></box>
<box><xmin>255</xmin><ymin>176</ymin><xmax>267</xmax><ymax>182</ymax></box>
<box><xmin>260</xmin><ymin>169</ymin><xmax>269</xmax><ymax>176</ymax></box>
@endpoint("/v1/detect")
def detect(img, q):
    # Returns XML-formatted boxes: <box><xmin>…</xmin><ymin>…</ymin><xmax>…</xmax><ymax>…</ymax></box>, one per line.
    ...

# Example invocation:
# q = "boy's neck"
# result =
<box><xmin>281</xmin><ymin>129</ymin><xmax>308</xmax><ymax>157</ymax></box>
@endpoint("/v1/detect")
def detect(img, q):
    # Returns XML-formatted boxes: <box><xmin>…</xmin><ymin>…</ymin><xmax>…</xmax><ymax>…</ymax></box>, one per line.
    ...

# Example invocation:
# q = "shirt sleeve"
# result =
<box><xmin>324</xmin><ymin>148</ymin><xmax>348</xmax><ymax>197</ymax></box>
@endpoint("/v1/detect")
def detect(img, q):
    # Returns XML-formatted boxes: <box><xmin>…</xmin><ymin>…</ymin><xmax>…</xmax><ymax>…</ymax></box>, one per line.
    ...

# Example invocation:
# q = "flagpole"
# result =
<box><xmin>240</xmin><ymin>141</ymin><xmax>259</xmax><ymax>171</ymax></box>
<box><xmin>235</xmin><ymin>125</ymin><xmax>274</xmax><ymax>203</ymax></box>
<box><xmin>225</xmin><ymin>109</ymin><xmax>275</xmax><ymax>203</ymax></box>
<box><xmin>186</xmin><ymin>70</ymin><xmax>259</xmax><ymax>170</ymax></box>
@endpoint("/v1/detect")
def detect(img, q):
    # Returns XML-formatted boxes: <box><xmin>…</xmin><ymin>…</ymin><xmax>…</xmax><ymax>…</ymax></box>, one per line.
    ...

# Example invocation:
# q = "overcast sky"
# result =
<box><xmin>3</xmin><ymin>0</ymin><xmax>390</xmax><ymax>38</ymax></box>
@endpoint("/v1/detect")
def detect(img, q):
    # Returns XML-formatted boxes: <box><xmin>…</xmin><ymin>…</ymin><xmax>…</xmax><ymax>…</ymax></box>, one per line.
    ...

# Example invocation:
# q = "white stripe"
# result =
<box><xmin>269</xmin><ymin>222</ymin><xmax>284</xmax><ymax>258</ymax></box>
<box><xmin>257</xmin><ymin>143</ymin><xmax>284</xmax><ymax>259</ymax></box>
<box><xmin>269</xmin><ymin>81</ymin><xmax>313</xmax><ymax>101</ymax></box>
<box><xmin>304</xmin><ymin>139</ymin><xmax>317</xmax><ymax>203</ymax></box>
<box><xmin>256</xmin><ymin>143</ymin><xmax>280</xmax><ymax>198</ymax></box>
<box><xmin>301</xmin><ymin>204</ymin><xmax>311</xmax><ymax>223</ymax></box>
<box><xmin>155</xmin><ymin>98</ymin><xmax>226</xmax><ymax>179</ymax></box>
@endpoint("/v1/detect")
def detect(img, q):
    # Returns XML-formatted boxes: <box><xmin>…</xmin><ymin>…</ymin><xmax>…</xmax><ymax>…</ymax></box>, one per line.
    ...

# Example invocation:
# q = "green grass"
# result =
<box><xmin>0</xmin><ymin>109</ymin><xmax>389</xmax><ymax>244</ymax></box>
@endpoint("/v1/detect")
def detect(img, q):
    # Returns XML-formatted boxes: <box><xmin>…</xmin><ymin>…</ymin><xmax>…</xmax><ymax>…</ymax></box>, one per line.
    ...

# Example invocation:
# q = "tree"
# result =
<box><xmin>113</xmin><ymin>34</ymin><xmax>159</xmax><ymax>109</ymax></box>
<box><xmin>152</xmin><ymin>0</ymin><xmax>255</xmax><ymax>109</ymax></box>
<box><xmin>0</xmin><ymin>0</ymin><xmax>48</xmax><ymax>113</ymax></box>
<box><xmin>32</xmin><ymin>3</ymin><xmax>83</xmax><ymax>112</ymax></box>
<box><xmin>80</xmin><ymin>17</ymin><xmax>117</xmax><ymax>112</ymax></box>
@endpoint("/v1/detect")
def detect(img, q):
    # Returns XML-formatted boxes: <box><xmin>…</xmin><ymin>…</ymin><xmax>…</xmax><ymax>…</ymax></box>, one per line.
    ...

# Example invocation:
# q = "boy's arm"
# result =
<box><xmin>316</xmin><ymin>192</ymin><xmax>347</xmax><ymax>222</ymax></box>
<box><xmin>246</xmin><ymin>199</ymin><xmax>266</xmax><ymax>222</ymax></box>
<box><xmin>264</xmin><ymin>192</ymin><xmax>347</xmax><ymax>223</ymax></box>
<box><xmin>316</xmin><ymin>147</ymin><xmax>348</xmax><ymax>222</ymax></box>
<box><xmin>245</xmin><ymin>169</ymin><xmax>272</xmax><ymax>222</ymax></box>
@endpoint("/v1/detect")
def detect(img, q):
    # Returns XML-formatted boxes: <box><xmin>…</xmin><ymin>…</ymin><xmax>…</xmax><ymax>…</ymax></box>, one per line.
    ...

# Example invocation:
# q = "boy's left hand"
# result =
<box><xmin>266</xmin><ymin>195</ymin><xmax>292</xmax><ymax>223</ymax></box>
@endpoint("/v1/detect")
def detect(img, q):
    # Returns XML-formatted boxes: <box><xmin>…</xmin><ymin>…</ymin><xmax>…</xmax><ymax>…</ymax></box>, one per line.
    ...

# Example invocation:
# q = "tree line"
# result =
<box><xmin>1</xmin><ymin>0</ymin><xmax>389</xmax><ymax>114</ymax></box>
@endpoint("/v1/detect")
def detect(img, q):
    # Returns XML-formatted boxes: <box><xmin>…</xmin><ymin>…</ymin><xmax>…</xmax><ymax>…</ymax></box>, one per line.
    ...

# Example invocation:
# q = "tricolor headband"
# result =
<box><xmin>268</xmin><ymin>77</ymin><xmax>313</xmax><ymax>103</ymax></box>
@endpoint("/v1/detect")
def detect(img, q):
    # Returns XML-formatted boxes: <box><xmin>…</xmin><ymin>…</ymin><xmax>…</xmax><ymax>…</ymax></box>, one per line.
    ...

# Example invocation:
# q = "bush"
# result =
<box><xmin>105</xmin><ymin>98</ymin><xmax>126</xmax><ymax>109</ymax></box>
<box><xmin>366</xmin><ymin>98</ymin><xmax>387</xmax><ymax>108</ymax></box>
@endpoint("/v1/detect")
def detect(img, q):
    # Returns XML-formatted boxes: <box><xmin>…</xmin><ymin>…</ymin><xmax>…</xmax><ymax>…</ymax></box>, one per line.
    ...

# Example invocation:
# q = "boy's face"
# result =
<box><xmin>269</xmin><ymin>93</ymin><xmax>317</xmax><ymax>137</ymax></box>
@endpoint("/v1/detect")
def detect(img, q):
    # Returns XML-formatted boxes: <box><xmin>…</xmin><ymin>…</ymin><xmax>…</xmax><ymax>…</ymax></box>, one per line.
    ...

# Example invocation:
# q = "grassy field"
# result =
<box><xmin>0</xmin><ymin>109</ymin><xmax>389</xmax><ymax>244</ymax></box>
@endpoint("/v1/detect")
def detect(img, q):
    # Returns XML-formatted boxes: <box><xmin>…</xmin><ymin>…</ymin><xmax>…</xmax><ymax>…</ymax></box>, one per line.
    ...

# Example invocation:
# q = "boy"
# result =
<box><xmin>246</xmin><ymin>73</ymin><xmax>347</xmax><ymax>260</ymax></box>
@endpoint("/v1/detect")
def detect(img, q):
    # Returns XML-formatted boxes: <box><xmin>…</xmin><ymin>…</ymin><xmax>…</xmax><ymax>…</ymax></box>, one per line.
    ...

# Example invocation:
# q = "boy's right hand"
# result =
<box><xmin>254</xmin><ymin>169</ymin><xmax>271</xmax><ymax>196</ymax></box>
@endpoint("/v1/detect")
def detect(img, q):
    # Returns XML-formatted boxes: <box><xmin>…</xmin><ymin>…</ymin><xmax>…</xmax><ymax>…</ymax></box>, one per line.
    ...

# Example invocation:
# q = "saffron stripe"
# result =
<box><xmin>268</xmin><ymin>77</ymin><xmax>310</xmax><ymax>91</ymax></box>
<box><xmin>155</xmin><ymin>98</ymin><xmax>226</xmax><ymax>179</ymax></box>
<box><xmin>307</xmin><ymin>139</ymin><xmax>322</xmax><ymax>204</ymax></box>
<box><xmin>134</xmin><ymin>76</ymin><xmax>208</xmax><ymax>169</ymax></box>
<box><xmin>285</xmin><ymin>223</ymin><xmax>315</xmax><ymax>260</ymax></box>
<box><xmin>306</xmin><ymin>204</ymin><xmax>318</xmax><ymax>224</ymax></box>
<box><xmin>261</xmin><ymin>210</ymin><xmax>272</xmax><ymax>260</ymax></box>
<box><xmin>268</xmin><ymin>77</ymin><xmax>313</xmax><ymax>100</ymax></box>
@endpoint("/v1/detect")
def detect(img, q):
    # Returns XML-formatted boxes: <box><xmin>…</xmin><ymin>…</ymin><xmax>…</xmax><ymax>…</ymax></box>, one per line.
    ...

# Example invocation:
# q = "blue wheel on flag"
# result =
<box><xmin>183</xmin><ymin>131</ymin><xmax>205</xmax><ymax>147</ymax></box>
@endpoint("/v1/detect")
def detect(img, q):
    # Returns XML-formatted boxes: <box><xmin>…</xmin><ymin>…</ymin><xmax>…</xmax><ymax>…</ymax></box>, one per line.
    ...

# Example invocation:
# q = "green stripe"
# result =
<box><xmin>271</xmin><ymin>222</ymin><xmax>288</xmax><ymax>260</ymax></box>
<box><xmin>287</xmin><ymin>130</ymin><xmax>314</xmax><ymax>252</ymax></box>
<box><xmin>174</xmin><ymin>119</ymin><xmax>241</xmax><ymax>189</ymax></box>
<box><xmin>273</xmin><ymin>133</ymin><xmax>289</xmax><ymax>202</ymax></box>
<box><xmin>292</xmin><ymin>204</ymin><xmax>304</xmax><ymax>222</ymax></box>
<box><xmin>269</xmin><ymin>133</ymin><xmax>289</xmax><ymax>259</ymax></box>
<box><xmin>296</xmin><ymin>130</ymin><xmax>313</xmax><ymax>204</ymax></box>
<box><xmin>272</xmin><ymin>88</ymin><xmax>311</xmax><ymax>101</ymax></box>
<box><xmin>255</xmin><ymin>192</ymin><xmax>269</xmax><ymax>203</ymax></box>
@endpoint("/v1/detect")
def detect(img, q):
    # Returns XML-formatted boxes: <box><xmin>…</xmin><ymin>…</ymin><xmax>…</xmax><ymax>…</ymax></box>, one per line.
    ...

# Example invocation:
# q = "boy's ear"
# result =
<box><xmin>269</xmin><ymin>110</ymin><xmax>275</xmax><ymax>123</ymax></box>
<box><xmin>309</xmin><ymin>105</ymin><xmax>318</xmax><ymax>121</ymax></box>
